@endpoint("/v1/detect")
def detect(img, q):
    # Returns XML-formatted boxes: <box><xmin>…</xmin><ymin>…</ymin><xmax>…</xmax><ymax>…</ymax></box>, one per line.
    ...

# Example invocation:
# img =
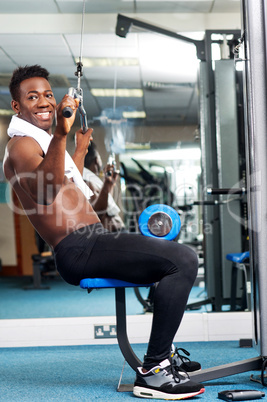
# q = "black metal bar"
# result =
<box><xmin>116</xmin><ymin>14</ymin><xmax>206</xmax><ymax>60</ymax></box>
<box><xmin>201</xmin><ymin>31</ymin><xmax>223</xmax><ymax>312</ymax></box>
<box><xmin>231</xmin><ymin>263</ymin><xmax>238</xmax><ymax>311</ymax></box>
<box><xmin>194</xmin><ymin>201</ymin><xmax>219</xmax><ymax>205</ymax></box>
<box><xmin>115</xmin><ymin>287</ymin><xmax>142</xmax><ymax>371</ymax></box>
<box><xmin>207</xmin><ymin>188</ymin><xmax>246</xmax><ymax>195</ymax></box>
<box><xmin>190</xmin><ymin>357</ymin><xmax>262</xmax><ymax>382</ymax></box>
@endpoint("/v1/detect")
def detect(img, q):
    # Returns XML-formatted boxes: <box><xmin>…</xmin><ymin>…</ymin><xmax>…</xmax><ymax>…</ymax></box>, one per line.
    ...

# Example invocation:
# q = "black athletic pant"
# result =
<box><xmin>54</xmin><ymin>223</ymin><xmax>198</xmax><ymax>370</ymax></box>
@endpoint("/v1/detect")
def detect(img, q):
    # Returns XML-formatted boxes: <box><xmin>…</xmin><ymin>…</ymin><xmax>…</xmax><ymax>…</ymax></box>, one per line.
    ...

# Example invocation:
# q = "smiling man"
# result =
<box><xmin>4</xmin><ymin>65</ymin><xmax>98</xmax><ymax>247</ymax></box>
<box><xmin>3</xmin><ymin>65</ymin><xmax>204</xmax><ymax>400</ymax></box>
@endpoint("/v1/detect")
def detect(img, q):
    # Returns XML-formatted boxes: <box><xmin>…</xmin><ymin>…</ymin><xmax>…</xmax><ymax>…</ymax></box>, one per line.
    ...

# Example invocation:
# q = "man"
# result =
<box><xmin>3</xmin><ymin>65</ymin><xmax>204</xmax><ymax>400</ymax></box>
<box><xmin>83</xmin><ymin>142</ymin><xmax>125</xmax><ymax>232</ymax></box>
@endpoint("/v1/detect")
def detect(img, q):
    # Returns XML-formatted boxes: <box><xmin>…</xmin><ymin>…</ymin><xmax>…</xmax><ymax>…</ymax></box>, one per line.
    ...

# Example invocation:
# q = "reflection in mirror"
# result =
<box><xmin>0</xmin><ymin>27</ymin><xmax>206</xmax><ymax>319</ymax></box>
<box><xmin>119</xmin><ymin>143</ymin><xmax>202</xmax><ymax>242</ymax></box>
<box><xmin>119</xmin><ymin>143</ymin><xmax>205</xmax><ymax>314</ymax></box>
<box><xmin>0</xmin><ymin>29</ymin><xmax>203</xmax><ymax>319</ymax></box>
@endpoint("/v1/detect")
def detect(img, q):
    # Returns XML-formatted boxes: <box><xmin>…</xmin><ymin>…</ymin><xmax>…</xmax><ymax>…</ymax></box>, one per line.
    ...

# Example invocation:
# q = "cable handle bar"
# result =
<box><xmin>62</xmin><ymin>87</ymin><xmax>88</xmax><ymax>133</ymax></box>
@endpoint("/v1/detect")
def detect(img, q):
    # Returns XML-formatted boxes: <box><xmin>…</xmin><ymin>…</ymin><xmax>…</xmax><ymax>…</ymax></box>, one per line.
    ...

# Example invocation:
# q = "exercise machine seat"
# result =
<box><xmin>226</xmin><ymin>251</ymin><xmax>250</xmax><ymax>263</ymax></box>
<box><xmin>80</xmin><ymin>277</ymin><xmax>153</xmax><ymax>290</ymax></box>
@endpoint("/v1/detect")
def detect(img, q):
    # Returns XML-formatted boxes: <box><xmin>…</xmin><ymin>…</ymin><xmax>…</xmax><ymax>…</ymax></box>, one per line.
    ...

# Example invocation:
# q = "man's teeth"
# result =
<box><xmin>37</xmin><ymin>112</ymin><xmax>50</xmax><ymax>119</ymax></box>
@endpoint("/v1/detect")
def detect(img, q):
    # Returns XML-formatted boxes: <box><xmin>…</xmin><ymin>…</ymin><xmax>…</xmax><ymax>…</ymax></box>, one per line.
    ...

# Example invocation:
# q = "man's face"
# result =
<box><xmin>12</xmin><ymin>76</ymin><xmax>56</xmax><ymax>134</ymax></box>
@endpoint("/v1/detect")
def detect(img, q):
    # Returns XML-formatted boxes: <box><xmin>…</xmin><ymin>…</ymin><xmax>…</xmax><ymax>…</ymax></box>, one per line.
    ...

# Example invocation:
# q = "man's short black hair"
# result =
<box><xmin>9</xmin><ymin>65</ymin><xmax>50</xmax><ymax>101</ymax></box>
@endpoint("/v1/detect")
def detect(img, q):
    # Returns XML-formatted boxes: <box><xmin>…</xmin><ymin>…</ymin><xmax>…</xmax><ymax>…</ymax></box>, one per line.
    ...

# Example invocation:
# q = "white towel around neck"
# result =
<box><xmin>7</xmin><ymin>115</ymin><xmax>93</xmax><ymax>199</ymax></box>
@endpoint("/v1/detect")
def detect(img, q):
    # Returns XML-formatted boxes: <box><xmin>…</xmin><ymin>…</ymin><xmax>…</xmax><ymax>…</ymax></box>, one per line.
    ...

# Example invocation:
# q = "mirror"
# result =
<box><xmin>0</xmin><ymin>2</ymin><xmax>242</xmax><ymax>320</ymax></box>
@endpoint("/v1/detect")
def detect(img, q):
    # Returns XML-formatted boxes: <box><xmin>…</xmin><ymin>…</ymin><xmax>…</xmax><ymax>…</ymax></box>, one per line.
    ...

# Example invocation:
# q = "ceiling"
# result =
<box><xmin>0</xmin><ymin>0</ymin><xmax>241</xmax><ymax>128</ymax></box>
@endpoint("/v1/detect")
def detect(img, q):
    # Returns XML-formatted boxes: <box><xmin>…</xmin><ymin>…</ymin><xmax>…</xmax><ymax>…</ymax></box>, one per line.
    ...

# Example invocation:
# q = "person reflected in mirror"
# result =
<box><xmin>83</xmin><ymin>142</ymin><xmax>125</xmax><ymax>233</ymax></box>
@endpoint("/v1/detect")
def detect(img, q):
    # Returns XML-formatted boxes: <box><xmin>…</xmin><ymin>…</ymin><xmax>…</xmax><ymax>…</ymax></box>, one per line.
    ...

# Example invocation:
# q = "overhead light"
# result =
<box><xmin>125</xmin><ymin>143</ymin><xmax>151</xmax><ymax>150</ymax></box>
<box><xmin>144</xmin><ymin>82</ymin><xmax>195</xmax><ymax>90</ymax></box>
<box><xmin>91</xmin><ymin>88</ymin><xmax>143</xmax><ymax>97</ymax></box>
<box><xmin>125</xmin><ymin>147</ymin><xmax>201</xmax><ymax>161</ymax></box>
<box><xmin>122</xmin><ymin>111</ymin><xmax>146</xmax><ymax>118</ymax></box>
<box><xmin>77</xmin><ymin>57</ymin><xmax>139</xmax><ymax>67</ymax></box>
<box><xmin>0</xmin><ymin>109</ymin><xmax>14</xmax><ymax>116</ymax></box>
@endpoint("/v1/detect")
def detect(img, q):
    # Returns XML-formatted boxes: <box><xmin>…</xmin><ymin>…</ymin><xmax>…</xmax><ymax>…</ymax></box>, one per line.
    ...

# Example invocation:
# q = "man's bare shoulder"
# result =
<box><xmin>4</xmin><ymin>136</ymin><xmax>44</xmax><ymax>179</ymax></box>
<box><xmin>6</xmin><ymin>136</ymin><xmax>42</xmax><ymax>153</ymax></box>
<box><xmin>6</xmin><ymin>136</ymin><xmax>44</xmax><ymax>163</ymax></box>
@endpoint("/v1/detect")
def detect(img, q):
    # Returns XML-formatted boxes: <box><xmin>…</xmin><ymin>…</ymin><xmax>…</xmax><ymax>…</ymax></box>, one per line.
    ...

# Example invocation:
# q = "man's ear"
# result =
<box><xmin>11</xmin><ymin>100</ymin><xmax>20</xmax><ymax>114</ymax></box>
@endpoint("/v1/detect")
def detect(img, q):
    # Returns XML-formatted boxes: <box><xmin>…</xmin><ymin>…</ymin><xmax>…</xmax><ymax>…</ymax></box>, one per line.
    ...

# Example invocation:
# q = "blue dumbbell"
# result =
<box><xmin>138</xmin><ymin>204</ymin><xmax>181</xmax><ymax>241</ymax></box>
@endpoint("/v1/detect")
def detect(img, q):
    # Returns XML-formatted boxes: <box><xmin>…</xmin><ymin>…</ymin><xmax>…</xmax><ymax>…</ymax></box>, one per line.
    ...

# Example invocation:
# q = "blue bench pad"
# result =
<box><xmin>226</xmin><ymin>251</ymin><xmax>250</xmax><ymax>263</ymax></box>
<box><xmin>80</xmin><ymin>278</ymin><xmax>154</xmax><ymax>289</ymax></box>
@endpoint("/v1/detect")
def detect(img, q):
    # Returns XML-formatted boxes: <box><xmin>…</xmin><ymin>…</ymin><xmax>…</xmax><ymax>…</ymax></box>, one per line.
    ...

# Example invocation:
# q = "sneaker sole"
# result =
<box><xmin>133</xmin><ymin>386</ymin><xmax>205</xmax><ymax>400</ymax></box>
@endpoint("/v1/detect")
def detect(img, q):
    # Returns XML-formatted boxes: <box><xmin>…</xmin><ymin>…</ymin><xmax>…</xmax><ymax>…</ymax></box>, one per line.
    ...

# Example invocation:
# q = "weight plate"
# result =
<box><xmin>138</xmin><ymin>204</ymin><xmax>181</xmax><ymax>241</ymax></box>
<box><xmin>147</xmin><ymin>211</ymin><xmax>172</xmax><ymax>237</ymax></box>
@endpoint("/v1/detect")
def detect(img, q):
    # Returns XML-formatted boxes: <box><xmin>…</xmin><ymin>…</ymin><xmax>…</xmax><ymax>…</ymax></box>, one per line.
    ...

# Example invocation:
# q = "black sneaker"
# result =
<box><xmin>133</xmin><ymin>358</ymin><xmax>205</xmax><ymax>400</ymax></box>
<box><xmin>171</xmin><ymin>345</ymin><xmax>201</xmax><ymax>373</ymax></box>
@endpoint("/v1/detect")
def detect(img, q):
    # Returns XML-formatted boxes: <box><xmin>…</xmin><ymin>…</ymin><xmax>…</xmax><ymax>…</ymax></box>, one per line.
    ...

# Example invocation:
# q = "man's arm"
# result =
<box><xmin>84</xmin><ymin>176</ymin><xmax>124</xmax><ymax>231</ymax></box>
<box><xmin>85</xmin><ymin>165</ymin><xmax>118</xmax><ymax>215</ymax></box>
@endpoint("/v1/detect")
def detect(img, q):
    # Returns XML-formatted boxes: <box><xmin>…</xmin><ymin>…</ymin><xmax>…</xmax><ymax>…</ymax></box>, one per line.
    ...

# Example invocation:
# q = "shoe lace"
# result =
<box><xmin>166</xmin><ymin>358</ymin><xmax>189</xmax><ymax>383</ymax></box>
<box><xmin>174</xmin><ymin>347</ymin><xmax>191</xmax><ymax>365</ymax></box>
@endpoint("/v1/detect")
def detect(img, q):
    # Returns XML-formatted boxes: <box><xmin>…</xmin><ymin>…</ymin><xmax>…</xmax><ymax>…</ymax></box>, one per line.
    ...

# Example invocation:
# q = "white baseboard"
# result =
<box><xmin>0</xmin><ymin>312</ymin><xmax>253</xmax><ymax>348</ymax></box>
